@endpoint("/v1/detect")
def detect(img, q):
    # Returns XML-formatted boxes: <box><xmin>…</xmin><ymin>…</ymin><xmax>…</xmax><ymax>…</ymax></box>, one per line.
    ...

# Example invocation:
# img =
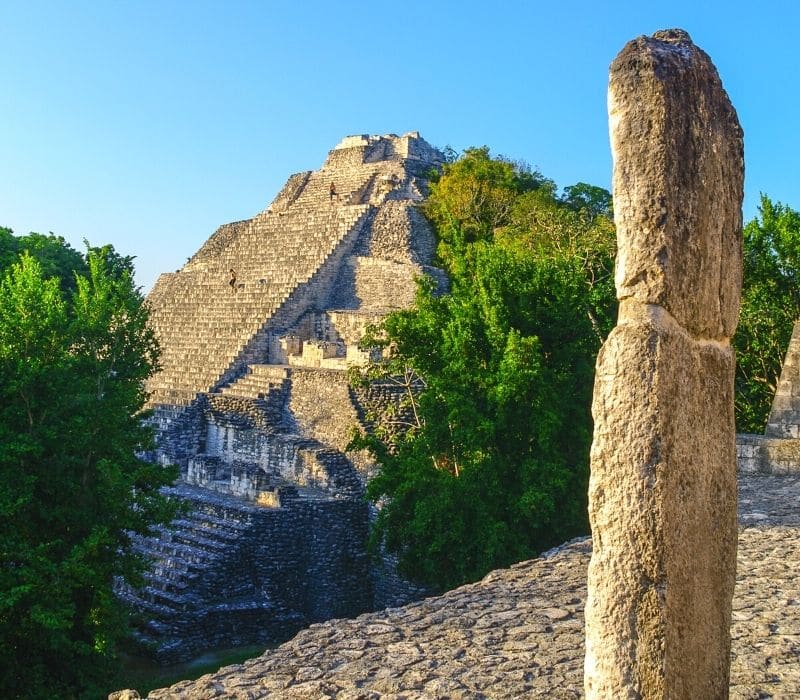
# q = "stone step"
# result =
<box><xmin>148</xmin><ymin>559</ymin><xmax>204</xmax><ymax>584</ymax></box>
<box><xmin>117</xmin><ymin>586</ymin><xmax>183</xmax><ymax>621</ymax></box>
<box><xmin>168</xmin><ymin>488</ymin><xmax>262</xmax><ymax>523</ymax></box>
<box><xmin>248</xmin><ymin>364</ymin><xmax>292</xmax><ymax>379</ymax></box>
<box><xmin>217</xmin><ymin>377</ymin><xmax>287</xmax><ymax>400</ymax></box>
<box><xmin>136</xmin><ymin>585</ymin><xmax>201</xmax><ymax>611</ymax></box>
<box><xmin>162</xmin><ymin>527</ymin><xmax>236</xmax><ymax>553</ymax></box>
<box><xmin>182</xmin><ymin>510</ymin><xmax>253</xmax><ymax>534</ymax></box>
<box><xmin>167</xmin><ymin>518</ymin><xmax>246</xmax><ymax>545</ymax></box>
<box><xmin>133</xmin><ymin>537</ymin><xmax>221</xmax><ymax>568</ymax></box>
<box><xmin>142</xmin><ymin>571</ymin><xmax>191</xmax><ymax>595</ymax></box>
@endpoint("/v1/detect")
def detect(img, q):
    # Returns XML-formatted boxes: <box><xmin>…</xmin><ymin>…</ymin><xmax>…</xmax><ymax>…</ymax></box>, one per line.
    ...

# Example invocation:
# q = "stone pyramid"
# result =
<box><xmin>737</xmin><ymin>320</ymin><xmax>800</xmax><ymax>474</ymax></box>
<box><xmin>120</xmin><ymin>134</ymin><xmax>444</xmax><ymax>662</ymax></box>
<box><xmin>766</xmin><ymin>320</ymin><xmax>800</xmax><ymax>438</ymax></box>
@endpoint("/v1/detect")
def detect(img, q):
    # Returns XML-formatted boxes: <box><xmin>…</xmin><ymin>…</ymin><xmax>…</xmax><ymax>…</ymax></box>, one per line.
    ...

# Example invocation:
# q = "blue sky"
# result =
<box><xmin>2</xmin><ymin>1</ymin><xmax>798</xmax><ymax>291</ymax></box>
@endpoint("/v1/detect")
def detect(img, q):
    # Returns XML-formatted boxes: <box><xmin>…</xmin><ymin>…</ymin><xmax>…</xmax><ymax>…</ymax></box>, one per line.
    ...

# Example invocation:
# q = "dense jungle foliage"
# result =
<box><xmin>0</xmin><ymin>230</ymin><xmax>177</xmax><ymax>698</ymax></box>
<box><xmin>353</xmin><ymin>149</ymin><xmax>800</xmax><ymax>592</ymax></box>
<box><xmin>351</xmin><ymin>148</ymin><xmax>617</xmax><ymax>591</ymax></box>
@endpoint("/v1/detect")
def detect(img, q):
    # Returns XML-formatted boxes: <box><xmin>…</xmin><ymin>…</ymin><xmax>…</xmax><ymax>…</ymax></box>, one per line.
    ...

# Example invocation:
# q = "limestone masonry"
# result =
<box><xmin>586</xmin><ymin>30</ymin><xmax>743</xmax><ymax>697</ymax></box>
<box><xmin>126</xmin><ymin>472</ymin><xmax>800</xmax><ymax>698</ymax></box>
<box><xmin>120</xmin><ymin>133</ymin><xmax>445</xmax><ymax>663</ymax></box>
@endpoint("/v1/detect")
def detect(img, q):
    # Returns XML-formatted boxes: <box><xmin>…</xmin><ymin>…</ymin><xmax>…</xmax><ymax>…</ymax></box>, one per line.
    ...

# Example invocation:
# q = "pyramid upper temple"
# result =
<box><xmin>146</xmin><ymin>132</ymin><xmax>445</xmax><ymax>409</ymax></box>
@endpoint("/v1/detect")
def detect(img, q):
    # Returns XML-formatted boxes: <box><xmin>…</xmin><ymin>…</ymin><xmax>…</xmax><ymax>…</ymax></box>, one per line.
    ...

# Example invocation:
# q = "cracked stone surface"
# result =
<box><xmin>139</xmin><ymin>472</ymin><xmax>800</xmax><ymax>699</ymax></box>
<box><xmin>586</xmin><ymin>27</ymin><xmax>744</xmax><ymax>698</ymax></box>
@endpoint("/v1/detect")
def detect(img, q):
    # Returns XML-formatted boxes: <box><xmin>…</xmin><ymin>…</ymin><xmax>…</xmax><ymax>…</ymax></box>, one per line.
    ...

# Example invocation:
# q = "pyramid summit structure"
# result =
<box><xmin>146</xmin><ymin>132</ymin><xmax>444</xmax><ymax>408</ymax></box>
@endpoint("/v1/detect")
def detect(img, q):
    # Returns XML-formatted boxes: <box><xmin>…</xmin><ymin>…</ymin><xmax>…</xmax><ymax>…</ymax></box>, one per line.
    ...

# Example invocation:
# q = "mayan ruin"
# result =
<box><xmin>9</xmin><ymin>2</ymin><xmax>800</xmax><ymax>697</ymax></box>
<box><xmin>117</xmin><ymin>132</ymin><xmax>447</xmax><ymax>662</ymax></box>
<box><xmin>131</xmin><ymin>32</ymin><xmax>800</xmax><ymax>699</ymax></box>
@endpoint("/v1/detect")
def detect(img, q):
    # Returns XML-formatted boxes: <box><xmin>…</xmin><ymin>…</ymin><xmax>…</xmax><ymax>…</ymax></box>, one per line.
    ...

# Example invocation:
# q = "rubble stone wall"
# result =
<box><xmin>117</xmin><ymin>485</ymin><xmax>370</xmax><ymax>664</ymax></box>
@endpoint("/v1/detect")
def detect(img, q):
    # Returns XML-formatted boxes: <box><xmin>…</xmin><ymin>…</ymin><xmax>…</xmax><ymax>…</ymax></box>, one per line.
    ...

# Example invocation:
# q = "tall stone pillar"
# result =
<box><xmin>584</xmin><ymin>29</ymin><xmax>744</xmax><ymax>699</ymax></box>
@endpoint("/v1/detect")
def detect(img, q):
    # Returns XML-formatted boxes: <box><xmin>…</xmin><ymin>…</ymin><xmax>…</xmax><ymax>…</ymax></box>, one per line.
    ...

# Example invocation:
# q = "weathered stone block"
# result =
<box><xmin>586</xmin><ymin>306</ymin><xmax>738</xmax><ymax>698</ymax></box>
<box><xmin>609</xmin><ymin>29</ymin><xmax>743</xmax><ymax>340</ymax></box>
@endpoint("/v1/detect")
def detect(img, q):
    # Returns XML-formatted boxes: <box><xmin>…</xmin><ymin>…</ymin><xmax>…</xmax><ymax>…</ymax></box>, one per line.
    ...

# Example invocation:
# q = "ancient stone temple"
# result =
<box><xmin>585</xmin><ymin>30</ymin><xmax>743</xmax><ymax>698</ymax></box>
<box><xmin>118</xmin><ymin>132</ymin><xmax>445</xmax><ymax>663</ymax></box>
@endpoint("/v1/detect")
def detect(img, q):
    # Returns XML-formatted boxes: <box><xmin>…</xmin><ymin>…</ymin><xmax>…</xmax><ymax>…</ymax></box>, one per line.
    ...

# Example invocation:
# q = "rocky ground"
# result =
<box><xmin>137</xmin><ymin>472</ymin><xmax>800</xmax><ymax>699</ymax></box>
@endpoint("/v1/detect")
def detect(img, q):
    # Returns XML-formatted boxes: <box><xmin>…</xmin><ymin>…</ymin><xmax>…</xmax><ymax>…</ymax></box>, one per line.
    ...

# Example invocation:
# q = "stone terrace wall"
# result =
<box><xmin>361</xmin><ymin>200</ymin><xmax>436</xmax><ymax>265</ymax></box>
<box><xmin>287</xmin><ymin>368</ymin><xmax>361</xmax><ymax>456</ymax></box>
<box><xmin>117</xmin><ymin>484</ymin><xmax>370</xmax><ymax>665</ymax></box>
<box><xmin>737</xmin><ymin>433</ymin><xmax>800</xmax><ymax>475</ymax></box>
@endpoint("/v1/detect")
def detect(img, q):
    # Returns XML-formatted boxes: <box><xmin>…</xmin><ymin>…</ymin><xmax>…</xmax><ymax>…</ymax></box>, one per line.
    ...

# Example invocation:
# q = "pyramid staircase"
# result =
<box><xmin>131</xmin><ymin>134</ymin><xmax>446</xmax><ymax>660</ymax></box>
<box><xmin>147</xmin><ymin>202</ymin><xmax>373</xmax><ymax>407</ymax></box>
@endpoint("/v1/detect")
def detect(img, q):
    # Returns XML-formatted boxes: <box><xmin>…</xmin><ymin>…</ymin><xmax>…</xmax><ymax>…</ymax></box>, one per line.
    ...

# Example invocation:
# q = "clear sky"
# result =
<box><xmin>2</xmin><ymin>1</ymin><xmax>798</xmax><ymax>292</ymax></box>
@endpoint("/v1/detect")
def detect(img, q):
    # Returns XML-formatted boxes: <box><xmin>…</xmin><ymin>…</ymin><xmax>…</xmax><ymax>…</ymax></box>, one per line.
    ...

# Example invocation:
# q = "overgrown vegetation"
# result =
<box><xmin>0</xmin><ymin>230</ymin><xmax>178</xmax><ymax>698</ymax></box>
<box><xmin>734</xmin><ymin>196</ymin><xmax>800</xmax><ymax>432</ymax></box>
<box><xmin>354</xmin><ymin>148</ymin><xmax>800</xmax><ymax>593</ymax></box>
<box><xmin>351</xmin><ymin>148</ymin><xmax>617</xmax><ymax>591</ymax></box>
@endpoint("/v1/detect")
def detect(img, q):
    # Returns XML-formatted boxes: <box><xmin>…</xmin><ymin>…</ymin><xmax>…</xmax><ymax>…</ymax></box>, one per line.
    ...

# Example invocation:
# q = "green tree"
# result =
<box><xmin>0</xmin><ymin>249</ymin><xmax>176</xmax><ymax>698</ymax></box>
<box><xmin>353</xmin><ymin>149</ymin><xmax>616</xmax><ymax>591</ymax></box>
<box><xmin>0</xmin><ymin>229</ymin><xmax>88</xmax><ymax>295</ymax></box>
<box><xmin>356</xmin><ymin>244</ymin><xmax>601</xmax><ymax>591</ymax></box>
<box><xmin>425</xmin><ymin>147</ymin><xmax>555</xmax><ymax>254</ymax></box>
<box><xmin>735</xmin><ymin>196</ymin><xmax>800</xmax><ymax>432</ymax></box>
<box><xmin>500</xmin><ymin>186</ymin><xmax>617</xmax><ymax>340</ymax></box>
<box><xmin>560</xmin><ymin>182</ymin><xmax>614</xmax><ymax>219</ymax></box>
<box><xmin>0</xmin><ymin>227</ymin><xmax>20</xmax><ymax>271</ymax></box>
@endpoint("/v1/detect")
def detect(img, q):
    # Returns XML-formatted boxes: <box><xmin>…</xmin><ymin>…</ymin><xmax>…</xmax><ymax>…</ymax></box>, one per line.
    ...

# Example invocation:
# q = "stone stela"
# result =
<box><xmin>584</xmin><ymin>30</ymin><xmax>744</xmax><ymax>698</ymax></box>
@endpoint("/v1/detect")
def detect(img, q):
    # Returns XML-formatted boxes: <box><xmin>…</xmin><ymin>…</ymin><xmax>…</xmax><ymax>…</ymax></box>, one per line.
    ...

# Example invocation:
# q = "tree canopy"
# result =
<box><xmin>352</xmin><ymin>148</ymin><xmax>616</xmax><ymax>591</ymax></box>
<box><xmin>425</xmin><ymin>146</ymin><xmax>556</xmax><ymax>251</ymax></box>
<box><xmin>0</xmin><ymin>229</ymin><xmax>89</xmax><ymax>295</ymax></box>
<box><xmin>355</xmin><ymin>147</ymin><xmax>800</xmax><ymax>592</ymax></box>
<box><xmin>0</xmin><ymin>233</ymin><xmax>177</xmax><ymax>698</ymax></box>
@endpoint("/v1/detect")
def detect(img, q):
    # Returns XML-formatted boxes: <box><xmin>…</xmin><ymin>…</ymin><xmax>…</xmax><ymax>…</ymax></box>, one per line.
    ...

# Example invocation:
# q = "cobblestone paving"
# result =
<box><xmin>145</xmin><ymin>473</ymin><xmax>800</xmax><ymax>699</ymax></box>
